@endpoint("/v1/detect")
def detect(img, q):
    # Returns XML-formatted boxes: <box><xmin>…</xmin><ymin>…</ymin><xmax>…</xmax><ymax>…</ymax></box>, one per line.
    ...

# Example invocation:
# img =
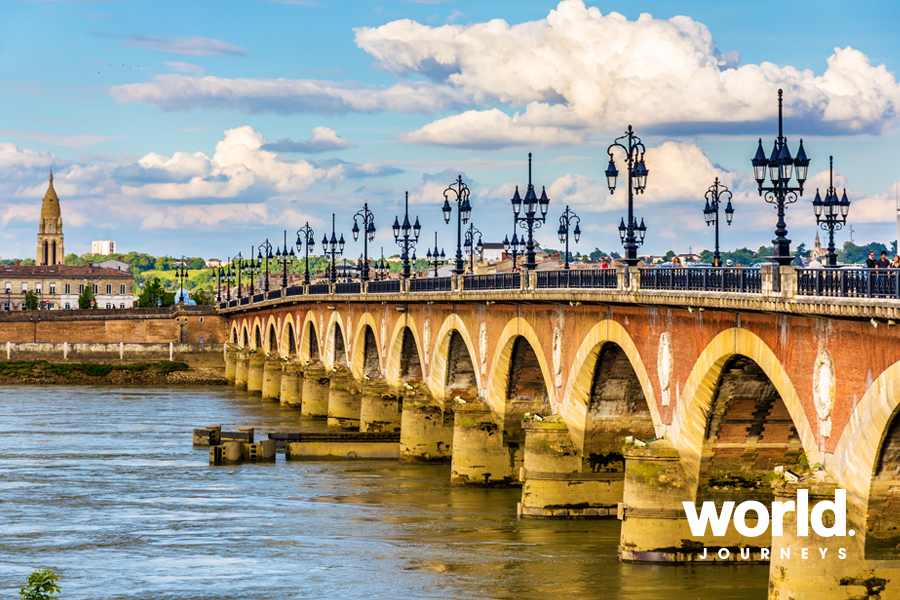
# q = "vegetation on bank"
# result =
<box><xmin>0</xmin><ymin>360</ymin><xmax>190</xmax><ymax>378</ymax></box>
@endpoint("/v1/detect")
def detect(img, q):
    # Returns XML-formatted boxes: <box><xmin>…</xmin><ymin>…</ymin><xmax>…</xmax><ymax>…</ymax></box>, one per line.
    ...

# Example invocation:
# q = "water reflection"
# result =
<box><xmin>0</xmin><ymin>385</ymin><xmax>768</xmax><ymax>599</ymax></box>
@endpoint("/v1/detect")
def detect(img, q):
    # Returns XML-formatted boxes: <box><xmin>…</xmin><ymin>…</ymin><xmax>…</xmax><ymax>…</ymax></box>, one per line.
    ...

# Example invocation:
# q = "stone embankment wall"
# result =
<box><xmin>0</xmin><ymin>305</ymin><xmax>226</xmax><ymax>344</ymax></box>
<box><xmin>2</xmin><ymin>342</ymin><xmax>224</xmax><ymax>368</ymax></box>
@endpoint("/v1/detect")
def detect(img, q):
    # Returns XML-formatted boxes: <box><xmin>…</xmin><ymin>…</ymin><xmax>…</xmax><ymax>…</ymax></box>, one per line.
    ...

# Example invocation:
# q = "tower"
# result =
<box><xmin>37</xmin><ymin>171</ymin><xmax>64</xmax><ymax>266</ymax></box>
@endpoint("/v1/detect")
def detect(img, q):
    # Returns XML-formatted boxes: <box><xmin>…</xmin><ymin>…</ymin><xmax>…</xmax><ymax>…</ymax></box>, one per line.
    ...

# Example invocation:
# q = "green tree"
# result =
<box><xmin>24</xmin><ymin>291</ymin><xmax>38</xmax><ymax>310</ymax></box>
<box><xmin>664</xmin><ymin>250</ymin><xmax>676</xmax><ymax>261</ymax></box>
<box><xmin>78</xmin><ymin>285</ymin><xmax>95</xmax><ymax>309</ymax></box>
<box><xmin>63</xmin><ymin>253</ymin><xmax>85</xmax><ymax>266</ymax></box>
<box><xmin>190</xmin><ymin>289</ymin><xmax>216</xmax><ymax>305</ymax></box>
<box><xmin>138</xmin><ymin>277</ymin><xmax>174</xmax><ymax>307</ymax></box>
<box><xmin>20</xmin><ymin>568</ymin><xmax>60</xmax><ymax>600</ymax></box>
<box><xmin>190</xmin><ymin>257</ymin><xmax>206</xmax><ymax>270</ymax></box>
<box><xmin>154</xmin><ymin>256</ymin><xmax>175</xmax><ymax>271</ymax></box>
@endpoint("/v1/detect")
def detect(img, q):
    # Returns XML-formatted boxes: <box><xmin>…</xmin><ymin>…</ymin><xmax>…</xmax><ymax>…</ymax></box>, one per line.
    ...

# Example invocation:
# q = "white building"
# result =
<box><xmin>98</xmin><ymin>259</ymin><xmax>129</xmax><ymax>272</ymax></box>
<box><xmin>92</xmin><ymin>240</ymin><xmax>116</xmax><ymax>255</ymax></box>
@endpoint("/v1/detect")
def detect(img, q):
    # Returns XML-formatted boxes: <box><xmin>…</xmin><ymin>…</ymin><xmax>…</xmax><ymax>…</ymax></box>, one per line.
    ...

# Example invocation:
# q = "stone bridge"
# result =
<box><xmin>220</xmin><ymin>266</ymin><xmax>900</xmax><ymax>599</ymax></box>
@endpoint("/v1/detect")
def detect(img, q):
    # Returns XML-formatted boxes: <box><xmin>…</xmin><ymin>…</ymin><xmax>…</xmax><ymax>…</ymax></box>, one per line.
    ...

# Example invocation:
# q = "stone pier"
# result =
<box><xmin>224</xmin><ymin>347</ymin><xmax>237</xmax><ymax>384</ymax></box>
<box><xmin>400</xmin><ymin>388</ymin><xmax>453</xmax><ymax>463</ymax></box>
<box><xmin>359</xmin><ymin>380</ymin><xmax>401</xmax><ymax>433</ymax></box>
<box><xmin>450</xmin><ymin>403</ymin><xmax>516</xmax><ymax>486</ymax></box>
<box><xmin>327</xmin><ymin>368</ymin><xmax>361</xmax><ymax>430</ymax></box>
<box><xmin>234</xmin><ymin>352</ymin><xmax>249</xmax><ymax>390</ymax></box>
<box><xmin>279</xmin><ymin>361</ymin><xmax>303</xmax><ymax>407</ymax></box>
<box><xmin>247</xmin><ymin>354</ymin><xmax>265</xmax><ymax>395</ymax></box>
<box><xmin>262</xmin><ymin>359</ymin><xmax>282</xmax><ymax>400</ymax></box>
<box><xmin>301</xmin><ymin>363</ymin><xmax>329</xmax><ymax>418</ymax></box>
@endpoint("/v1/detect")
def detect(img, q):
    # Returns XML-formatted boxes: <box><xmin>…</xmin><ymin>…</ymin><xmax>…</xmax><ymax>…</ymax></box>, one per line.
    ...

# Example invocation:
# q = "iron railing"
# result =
<box><xmin>252</xmin><ymin>292</ymin><xmax>266</xmax><ymax>304</ymax></box>
<box><xmin>335</xmin><ymin>282</ymin><xmax>361</xmax><ymax>295</ymax></box>
<box><xmin>368</xmin><ymin>279</ymin><xmax>402</xmax><ymax>294</ymax></box>
<box><xmin>285</xmin><ymin>285</ymin><xmax>304</xmax><ymax>297</ymax></box>
<box><xmin>464</xmin><ymin>272</ymin><xmax>521</xmax><ymax>291</ymax></box>
<box><xmin>308</xmin><ymin>283</ymin><xmax>330</xmax><ymax>295</ymax></box>
<box><xmin>409</xmin><ymin>277</ymin><xmax>452</xmax><ymax>292</ymax></box>
<box><xmin>536</xmin><ymin>269</ymin><xmax>618</xmax><ymax>289</ymax></box>
<box><xmin>639</xmin><ymin>267</ymin><xmax>762</xmax><ymax>293</ymax></box>
<box><xmin>797</xmin><ymin>268</ymin><xmax>900</xmax><ymax>299</ymax></box>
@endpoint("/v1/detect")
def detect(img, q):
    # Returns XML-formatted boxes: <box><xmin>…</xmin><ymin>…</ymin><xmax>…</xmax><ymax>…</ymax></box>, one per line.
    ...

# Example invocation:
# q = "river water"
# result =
<box><xmin>0</xmin><ymin>386</ymin><xmax>768</xmax><ymax>599</ymax></box>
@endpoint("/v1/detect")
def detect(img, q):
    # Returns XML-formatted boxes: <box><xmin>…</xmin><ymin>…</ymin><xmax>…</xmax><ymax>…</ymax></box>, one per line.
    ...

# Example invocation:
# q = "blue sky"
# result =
<box><xmin>2</xmin><ymin>0</ymin><xmax>900</xmax><ymax>261</ymax></box>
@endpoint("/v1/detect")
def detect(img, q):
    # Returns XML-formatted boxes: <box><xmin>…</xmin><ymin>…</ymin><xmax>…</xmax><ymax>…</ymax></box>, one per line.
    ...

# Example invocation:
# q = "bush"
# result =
<box><xmin>20</xmin><ymin>569</ymin><xmax>60</xmax><ymax>600</ymax></box>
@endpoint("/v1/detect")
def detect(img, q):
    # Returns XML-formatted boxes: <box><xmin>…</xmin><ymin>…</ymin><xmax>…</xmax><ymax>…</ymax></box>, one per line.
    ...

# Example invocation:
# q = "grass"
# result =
<box><xmin>140</xmin><ymin>269</ymin><xmax>207</xmax><ymax>281</ymax></box>
<box><xmin>0</xmin><ymin>360</ymin><xmax>190</xmax><ymax>378</ymax></box>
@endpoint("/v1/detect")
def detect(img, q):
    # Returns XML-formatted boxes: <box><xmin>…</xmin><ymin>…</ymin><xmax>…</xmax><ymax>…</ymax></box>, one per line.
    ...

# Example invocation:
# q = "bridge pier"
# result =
<box><xmin>618</xmin><ymin>441</ymin><xmax>769</xmax><ymax>563</ymax></box>
<box><xmin>400</xmin><ymin>389</ymin><xmax>453</xmax><ymax>463</ymax></box>
<box><xmin>279</xmin><ymin>362</ymin><xmax>303</xmax><ymax>407</ymax></box>
<box><xmin>451</xmin><ymin>403</ymin><xmax>517</xmax><ymax>486</ymax></box>
<box><xmin>359</xmin><ymin>380</ymin><xmax>401</xmax><ymax>433</ymax></box>
<box><xmin>518</xmin><ymin>417</ymin><xmax>621</xmax><ymax>518</ymax></box>
<box><xmin>247</xmin><ymin>354</ymin><xmax>265</xmax><ymax>395</ymax></box>
<box><xmin>301</xmin><ymin>363</ymin><xmax>329</xmax><ymax>418</ymax></box>
<box><xmin>234</xmin><ymin>352</ymin><xmax>249</xmax><ymax>390</ymax></box>
<box><xmin>224</xmin><ymin>347</ymin><xmax>237</xmax><ymax>384</ymax></box>
<box><xmin>262</xmin><ymin>358</ymin><xmax>282</xmax><ymax>400</ymax></box>
<box><xmin>327</xmin><ymin>368</ymin><xmax>361</xmax><ymax>430</ymax></box>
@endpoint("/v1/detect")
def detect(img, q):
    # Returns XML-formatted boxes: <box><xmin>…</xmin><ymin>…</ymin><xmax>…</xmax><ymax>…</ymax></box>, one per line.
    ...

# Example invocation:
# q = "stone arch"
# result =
<box><xmin>429</xmin><ymin>314</ymin><xmax>481</xmax><ymax>400</ymax></box>
<box><xmin>351</xmin><ymin>313</ymin><xmax>381</xmax><ymax>380</ymax></box>
<box><xmin>485</xmin><ymin>317</ymin><xmax>554</xmax><ymax>419</ymax></box>
<box><xmin>324</xmin><ymin>311</ymin><xmax>348</xmax><ymax>369</ymax></box>
<box><xmin>385</xmin><ymin>314</ymin><xmax>425</xmax><ymax>388</ymax></box>
<box><xmin>267</xmin><ymin>322</ymin><xmax>278</xmax><ymax>354</ymax></box>
<box><xmin>280</xmin><ymin>315</ymin><xmax>297</xmax><ymax>358</ymax></box>
<box><xmin>241</xmin><ymin>322</ymin><xmax>249</xmax><ymax>348</ymax></box>
<box><xmin>673</xmin><ymin>328</ymin><xmax>818</xmax><ymax>497</ymax></box>
<box><xmin>560</xmin><ymin>320</ymin><xmax>662</xmax><ymax>455</ymax></box>
<box><xmin>230</xmin><ymin>322</ymin><xmax>240</xmax><ymax>345</ymax></box>
<box><xmin>299</xmin><ymin>311</ymin><xmax>321</xmax><ymax>363</ymax></box>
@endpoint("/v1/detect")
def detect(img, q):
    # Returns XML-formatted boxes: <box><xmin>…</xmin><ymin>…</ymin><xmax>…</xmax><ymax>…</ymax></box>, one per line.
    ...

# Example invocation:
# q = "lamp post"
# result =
<box><xmin>392</xmin><ymin>191</ymin><xmax>421</xmax><ymax>278</ymax></box>
<box><xmin>503</xmin><ymin>232</ymin><xmax>525</xmax><ymax>270</ymax></box>
<box><xmin>750</xmin><ymin>88</ymin><xmax>810</xmax><ymax>266</ymax></box>
<box><xmin>296</xmin><ymin>222</ymin><xmax>315</xmax><ymax>285</ymax></box>
<box><xmin>463</xmin><ymin>223</ymin><xmax>483</xmax><ymax>273</ymax></box>
<box><xmin>812</xmin><ymin>156</ymin><xmax>850</xmax><ymax>268</ymax></box>
<box><xmin>557</xmin><ymin>206</ymin><xmax>582</xmax><ymax>270</ymax></box>
<box><xmin>352</xmin><ymin>202</ymin><xmax>376</xmax><ymax>281</ymax></box>
<box><xmin>175</xmin><ymin>256</ymin><xmax>189</xmax><ymax>302</ymax></box>
<box><xmin>216</xmin><ymin>264</ymin><xmax>223</xmax><ymax>302</ymax></box>
<box><xmin>511</xmin><ymin>153</ymin><xmax>550</xmax><ymax>270</ymax></box>
<box><xmin>376</xmin><ymin>248</ymin><xmax>388</xmax><ymax>280</ymax></box>
<box><xmin>322</xmin><ymin>213</ymin><xmax>345</xmax><ymax>283</ymax></box>
<box><xmin>702</xmin><ymin>178</ymin><xmax>735</xmax><ymax>266</ymax></box>
<box><xmin>426</xmin><ymin>232</ymin><xmax>446</xmax><ymax>277</ymax></box>
<box><xmin>242</xmin><ymin>247</ymin><xmax>257</xmax><ymax>295</ymax></box>
<box><xmin>442</xmin><ymin>175</ymin><xmax>472</xmax><ymax>275</ymax></box>
<box><xmin>257</xmin><ymin>239</ymin><xmax>274</xmax><ymax>292</ymax></box>
<box><xmin>276</xmin><ymin>230</ymin><xmax>295</xmax><ymax>288</ymax></box>
<box><xmin>604</xmin><ymin>125</ymin><xmax>648</xmax><ymax>266</ymax></box>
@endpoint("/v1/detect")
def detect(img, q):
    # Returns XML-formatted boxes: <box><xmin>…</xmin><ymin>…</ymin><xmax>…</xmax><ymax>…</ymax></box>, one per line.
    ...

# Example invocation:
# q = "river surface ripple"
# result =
<box><xmin>0</xmin><ymin>385</ymin><xmax>768</xmax><ymax>599</ymax></box>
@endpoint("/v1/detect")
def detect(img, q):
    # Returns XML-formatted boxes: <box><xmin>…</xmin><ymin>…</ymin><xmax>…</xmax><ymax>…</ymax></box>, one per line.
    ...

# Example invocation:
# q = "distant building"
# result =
<box><xmin>92</xmin><ymin>240</ymin><xmax>116</xmax><ymax>255</ymax></box>
<box><xmin>98</xmin><ymin>259</ymin><xmax>130</xmax><ymax>272</ymax></box>
<box><xmin>206</xmin><ymin>258</ymin><xmax>224</xmax><ymax>268</ymax></box>
<box><xmin>810</xmin><ymin>232</ymin><xmax>828</xmax><ymax>262</ymax></box>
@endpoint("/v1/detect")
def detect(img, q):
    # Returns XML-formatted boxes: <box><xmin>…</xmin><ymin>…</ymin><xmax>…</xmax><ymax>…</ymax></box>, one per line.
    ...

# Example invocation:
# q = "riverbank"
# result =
<box><xmin>0</xmin><ymin>360</ymin><xmax>226</xmax><ymax>385</ymax></box>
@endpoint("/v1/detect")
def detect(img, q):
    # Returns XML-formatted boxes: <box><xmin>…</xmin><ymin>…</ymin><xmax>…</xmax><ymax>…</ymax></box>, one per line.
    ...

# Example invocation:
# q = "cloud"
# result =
<box><xmin>110</xmin><ymin>74</ymin><xmax>465</xmax><ymax>115</ymax></box>
<box><xmin>0</xmin><ymin>130</ymin><xmax>114</xmax><ymax>149</ymax></box>
<box><xmin>356</xmin><ymin>0</ymin><xmax>900</xmax><ymax>134</ymax></box>
<box><xmin>164</xmin><ymin>61</ymin><xmax>204</xmax><ymax>75</ymax></box>
<box><xmin>261</xmin><ymin>126</ymin><xmax>356</xmax><ymax>153</ymax></box>
<box><xmin>0</xmin><ymin>142</ymin><xmax>57</xmax><ymax>172</ymax></box>
<box><xmin>121</xmin><ymin>35</ymin><xmax>248</xmax><ymax>57</ymax></box>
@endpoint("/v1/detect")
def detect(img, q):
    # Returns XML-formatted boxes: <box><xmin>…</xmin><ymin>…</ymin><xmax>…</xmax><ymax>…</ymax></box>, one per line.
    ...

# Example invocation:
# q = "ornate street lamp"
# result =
<box><xmin>511</xmin><ymin>153</ymin><xmax>550</xmax><ymax>270</ymax></box>
<box><xmin>243</xmin><ymin>247</ymin><xmax>257</xmax><ymax>295</ymax></box>
<box><xmin>392</xmin><ymin>191</ymin><xmax>421</xmax><ymax>278</ymax></box>
<box><xmin>605</xmin><ymin>125</ymin><xmax>648</xmax><ymax>266</ymax></box>
<box><xmin>232</xmin><ymin>252</ymin><xmax>244</xmax><ymax>299</ymax></box>
<box><xmin>322</xmin><ymin>213</ymin><xmax>345</xmax><ymax>283</ymax></box>
<box><xmin>750</xmin><ymin>88</ymin><xmax>810</xmax><ymax>266</ymax></box>
<box><xmin>702</xmin><ymin>178</ymin><xmax>735</xmax><ymax>266</ymax></box>
<box><xmin>503</xmin><ymin>231</ymin><xmax>525</xmax><ymax>270</ymax></box>
<box><xmin>812</xmin><ymin>156</ymin><xmax>850</xmax><ymax>268</ymax></box>
<box><xmin>442</xmin><ymin>175</ymin><xmax>472</xmax><ymax>275</ymax></box>
<box><xmin>216</xmin><ymin>264</ymin><xmax>223</xmax><ymax>302</ymax></box>
<box><xmin>175</xmin><ymin>256</ymin><xmax>189</xmax><ymax>302</ymax></box>
<box><xmin>296</xmin><ymin>222</ymin><xmax>315</xmax><ymax>285</ymax></box>
<box><xmin>275</xmin><ymin>230</ymin><xmax>296</xmax><ymax>288</ymax></box>
<box><xmin>257</xmin><ymin>239</ymin><xmax>274</xmax><ymax>292</ymax></box>
<box><xmin>463</xmin><ymin>223</ymin><xmax>483</xmax><ymax>273</ymax></box>
<box><xmin>557</xmin><ymin>206</ymin><xmax>581</xmax><ymax>270</ymax></box>
<box><xmin>352</xmin><ymin>202</ymin><xmax>377</xmax><ymax>281</ymax></box>
<box><xmin>426</xmin><ymin>232</ymin><xmax>446</xmax><ymax>277</ymax></box>
<box><xmin>376</xmin><ymin>248</ymin><xmax>389</xmax><ymax>280</ymax></box>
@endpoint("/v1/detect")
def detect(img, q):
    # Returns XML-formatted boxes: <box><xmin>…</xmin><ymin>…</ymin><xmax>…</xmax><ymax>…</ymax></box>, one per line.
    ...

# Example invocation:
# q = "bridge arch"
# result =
<box><xmin>324</xmin><ymin>311</ymin><xmax>349</xmax><ymax>369</ymax></box>
<box><xmin>351</xmin><ymin>313</ymin><xmax>382</xmax><ymax>379</ymax></box>
<box><xmin>230</xmin><ymin>322</ymin><xmax>240</xmax><ymax>345</ymax></box>
<box><xmin>672</xmin><ymin>327</ymin><xmax>818</xmax><ymax>496</ymax></box>
<box><xmin>299</xmin><ymin>311</ymin><xmax>321</xmax><ymax>363</ymax></box>
<box><xmin>280</xmin><ymin>314</ymin><xmax>297</xmax><ymax>358</ymax></box>
<box><xmin>241</xmin><ymin>322</ymin><xmax>250</xmax><ymax>348</ymax></box>
<box><xmin>429</xmin><ymin>314</ymin><xmax>481</xmax><ymax>400</ymax></box>
<box><xmin>485</xmin><ymin>317</ymin><xmax>554</xmax><ymax>419</ymax></box>
<box><xmin>385</xmin><ymin>315</ymin><xmax>425</xmax><ymax>388</ymax></box>
<box><xmin>265</xmin><ymin>316</ymin><xmax>278</xmax><ymax>355</ymax></box>
<box><xmin>250</xmin><ymin>317</ymin><xmax>264</xmax><ymax>350</ymax></box>
<box><xmin>560</xmin><ymin>319</ymin><xmax>661</xmax><ymax>452</ymax></box>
